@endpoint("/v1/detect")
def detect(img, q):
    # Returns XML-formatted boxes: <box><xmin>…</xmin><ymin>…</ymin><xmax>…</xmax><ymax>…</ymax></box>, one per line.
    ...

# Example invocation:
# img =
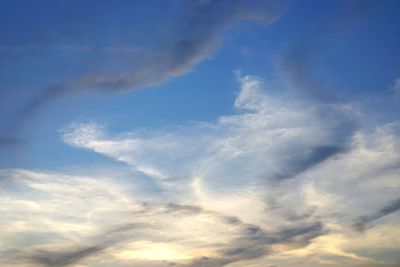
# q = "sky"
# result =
<box><xmin>0</xmin><ymin>0</ymin><xmax>400</xmax><ymax>266</ymax></box>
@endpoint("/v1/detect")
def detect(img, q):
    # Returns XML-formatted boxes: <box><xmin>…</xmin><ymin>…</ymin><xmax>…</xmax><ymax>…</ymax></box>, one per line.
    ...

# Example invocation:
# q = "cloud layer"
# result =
<box><xmin>1</xmin><ymin>74</ymin><xmax>399</xmax><ymax>266</ymax></box>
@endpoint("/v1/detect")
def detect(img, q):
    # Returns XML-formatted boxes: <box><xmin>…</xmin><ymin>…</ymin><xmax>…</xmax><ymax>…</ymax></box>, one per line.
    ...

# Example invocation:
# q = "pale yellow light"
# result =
<box><xmin>115</xmin><ymin>241</ymin><xmax>192</xmax><ymax>261</ymax></box>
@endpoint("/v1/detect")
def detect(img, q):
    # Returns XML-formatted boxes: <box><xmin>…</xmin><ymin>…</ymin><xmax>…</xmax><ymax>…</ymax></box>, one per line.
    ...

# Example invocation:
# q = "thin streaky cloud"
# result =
<box><xmin>0</xmin><ymin>0</ymin><xmax>285</xmax><ymax>147</ymax></box>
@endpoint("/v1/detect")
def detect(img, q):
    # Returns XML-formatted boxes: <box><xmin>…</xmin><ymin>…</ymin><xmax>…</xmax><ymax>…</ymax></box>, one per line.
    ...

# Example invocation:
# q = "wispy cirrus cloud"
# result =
<box><xmin>1</xmin><ymin>74</ymin><xmax>400</xmax><ymax>266</ymax></box>
<box><xmin>63</xmin><ymin>73</ymin><xmax>357</xmax><ymax>186</ymax></box>
<box><xmin>0</xmin><ymin>0</ymin><xmax>285</xmax><ymax>147</ymax></box>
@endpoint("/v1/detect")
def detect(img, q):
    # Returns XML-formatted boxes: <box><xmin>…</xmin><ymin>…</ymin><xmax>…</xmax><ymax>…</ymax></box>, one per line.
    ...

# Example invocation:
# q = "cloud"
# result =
<box><xmin>1</xmin><ymin>74</ymin><xmax>400</xmax><ymax>266</ymax></box>
<box><xmin>353</xmin><ymin>198</ymin><xmax>400</xmax><ymax>232</ymax></box>
<box><xmin>29</xmin><ymin>245</ymin><xmax>108</xmax><ymax>267</ymax></box>
<box><xmin>0</xmin><ymin>170</ymin><xmax>323</xmax><ymax>266</ymax></box>
<box><xmin>63</xmin><ymin>73</ymin><xmax>357</xmax><ymax>187</ymax></box>
<box><xmin>0</xmin><ymin>168</ymin><xmax>325</xmax><ymax>267</ymax></box>
<box><xmin>0</xmin><ymin>0</ymin><xmax>284</xmax><ymax>147</ymax></box>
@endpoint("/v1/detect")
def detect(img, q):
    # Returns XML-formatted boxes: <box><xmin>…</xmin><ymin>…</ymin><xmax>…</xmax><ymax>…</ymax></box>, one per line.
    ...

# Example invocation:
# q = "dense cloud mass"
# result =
<box><xmin>1</xmin><ymin>75</ymin><xmax>399</xmax><ymax>266</ymax></box>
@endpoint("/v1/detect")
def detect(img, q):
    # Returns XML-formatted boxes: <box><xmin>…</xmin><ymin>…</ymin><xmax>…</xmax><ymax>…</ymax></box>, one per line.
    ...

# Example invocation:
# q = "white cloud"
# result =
<box><xmin>1</xmin><ymin>74</ymin><xmax>400</xmax><ymax>266</ymax></box>
<box><xmin>63</xmin><ymin>74</ymin><xmax>356</xmax><ymax>196</ymax></box>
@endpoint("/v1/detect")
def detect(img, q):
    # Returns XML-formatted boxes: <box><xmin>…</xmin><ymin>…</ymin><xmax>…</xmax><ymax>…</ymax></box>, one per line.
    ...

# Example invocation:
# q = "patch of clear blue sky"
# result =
<box><xmin>0</xmin><ymin>0</ymin><xmax>399</xmax><ymax>169</ymax></box>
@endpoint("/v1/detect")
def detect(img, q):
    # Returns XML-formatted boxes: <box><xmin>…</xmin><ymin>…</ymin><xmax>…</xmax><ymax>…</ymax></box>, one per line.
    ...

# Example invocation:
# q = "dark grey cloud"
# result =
<box><xmin>270</xmin><ymin>105</ymin><xmax>357</xmax><ymax>182</ymax></box>
<box><xmin>0</xmin><ymin>0</ymin><xmax>285</xmax><ymax>148</ymax></box>
<box><xmin>29</xmin><ymin>245</ymin><xmax>108</xmax><ymax>267</ymax></box>
<box><xmin>272</xmin><ymin>144</ymin><xmax>345</xmax><ymax>181</ymax></box>
<box><xmin>2</xmin><ymin>222</ymin><xmax>145</xmax><ymax>267</ymax></box>
<box><xmin>163</xmin><ymin>202</ymin><xmax>242</xmax><ymax>226</ymax></box>
<box><xmin>178</xmin><ymin>220</ymin><xmax>325</xmax><ymax>267</ymax></box>
<box><xmin>168</xmin><ymin>204</ymin><xmax>326</xmax><ymax>267</ymax></box>
<box><xmin>1</xmin><ymin>245</ymin><xmax>107</xmax><ymax>267</ymax></box>
<box><xmin>353</xmin><ymin>197</ymin><xmax>400</xmax><ymax>232</ymax></box>
<box><xmin>275</xmin><ymin>1</ymin><xmax>363</xmax><ymax>181</ymax></box>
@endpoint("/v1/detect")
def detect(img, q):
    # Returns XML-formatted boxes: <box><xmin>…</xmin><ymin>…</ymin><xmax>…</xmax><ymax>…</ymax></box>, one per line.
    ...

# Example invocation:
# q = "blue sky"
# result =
<box><xmin>0</xmin><ymin>1</ymin><xmax>400</xmax><ymax>267</ymax></box>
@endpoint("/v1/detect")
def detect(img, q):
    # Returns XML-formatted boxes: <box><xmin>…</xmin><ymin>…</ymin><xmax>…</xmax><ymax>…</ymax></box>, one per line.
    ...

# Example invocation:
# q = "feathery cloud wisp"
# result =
<box><xmin>1</xmin><ymin>74</ymin><xmax>400</xmax><ymax>266</ymax></box>
<box><xmin>0</xmin><ymin>0</ymin><xmax>284</xmax><ymax>147</ymax></box>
